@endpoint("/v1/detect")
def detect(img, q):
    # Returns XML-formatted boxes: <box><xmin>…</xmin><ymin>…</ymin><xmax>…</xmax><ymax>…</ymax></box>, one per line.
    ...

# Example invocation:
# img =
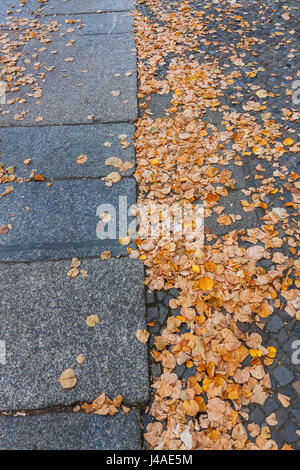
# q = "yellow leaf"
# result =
<box><xmin>250</xmin><ymin>349</ymin><xmax>262</xmax><ymax>358</ymax></box>
<box><xmin>199</xmin><ymin>276</ymin><xmax>214</xmax><ymax>290</ymax></box>
<box><xmin>283</xmin><ymin>138</ymin><xmax>294</xmax><ymax>146</ymax></box>
<box><xmin>266</xmin><ymin>346</ymin><xmax>277</xmax><ymax>359</ymax></box>
<box><xmin>192</xmin><ymin>264</ymin><xmax>200</xmax><ymax>273</ymax></box>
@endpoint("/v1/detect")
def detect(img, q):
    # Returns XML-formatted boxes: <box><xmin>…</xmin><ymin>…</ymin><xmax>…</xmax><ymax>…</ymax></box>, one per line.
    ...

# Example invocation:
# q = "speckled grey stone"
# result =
<box><xmin>292</xmin><ymin>380</ymin><xmax>300</xmax><ymax>395</ymax></box>
<box><xmin>0</xmin><ymin>411</ymin><xmax>141</xmax><ymax>450</ymax></box>
<box><xmin>39</xmin><ymin>12</ymin><xmax>133</xmax><ymax>35</ymax></box>
<box><xmin>42</xmin><ymin>0</ymin><xmax>134</xmax><ymax>15</ymax></box>
<box><xmin>282</xmin><ymin>423</ymin><xmax>299</xmax><ymax>444</ymax></box>
<box><xmin>0</xmin><ymin>0</ymin><xmax>40</xmax><ymax>24</ymax></box>
<box><xmin>266</xmin><ymin>315</ymin><xmax>284</xmax><ymax>333</ymax></box>
<box><xmin>0</xmin><ymin>179</ymin><xmax>136</xmax><ymax>261</ymax></box>
<box><xmin>263</xmin><ymin>397</ymin><xmax>279</xmax><ymax>415</ymax></box>
<box><xmin>147</xmin><ymin>307</ymin><xmax>158</xmax><ymax>322</ymax></box>
<box><xmin>0</xmin><ymin>124</ymin><xmax>135</xmax><ymax>179</ymax></box>
<box><xmin>273</xmin><ymin>366</ymin><xmax>294</xmax><ymax>386</ymax></box>
<box><xmin>146</xmin><ymin>92</ymin><xmax>172</xmax><ymax>119</ymax></box>
<box><xmin>0</xmin><ymin>259</ymin><xmax>148</xmax><ymax>410</ymax></box>
<box><xmin>0</xmin><ymin>34</ymin><xmax>137</xmax><ymax>126</ymax></box>
<box><xmin>249</xmin><ymin>407</ymin><xmax>265</xmax><ymax>425</ymax></box>
<box><xmin>277</xmin><ymin>329</ymin><xmax>289</xmax><ymax>344</ymax></box>
<box><xmin>158</xmin><ymin>305</ymin><xmax>168</xmax><ymax>324</ymax></box>
<box><xmin>291</xmin><ymin>409</ymin><xmax>300</xmax><ymax>424</ymax></box>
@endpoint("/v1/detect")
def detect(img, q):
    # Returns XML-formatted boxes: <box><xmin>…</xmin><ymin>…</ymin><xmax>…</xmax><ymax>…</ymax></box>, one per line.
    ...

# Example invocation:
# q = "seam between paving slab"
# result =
<box><xmin>41</xmin><ymin>10</ymin><xmax>133</xmax><ymax>16</ymax></box>
<box><xmin>0</xmin><ymin>120</ymin><xmax>137</xmax><ymax>129</ymax></box>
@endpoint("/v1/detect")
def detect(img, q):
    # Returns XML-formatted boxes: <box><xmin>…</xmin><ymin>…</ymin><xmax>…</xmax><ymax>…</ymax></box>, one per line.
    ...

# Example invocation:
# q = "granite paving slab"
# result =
<box><xmin>0</xmin><ymin>259</ymin><xmax>148</xmax><ymax>410</ymax></box>
<box><xmin>0</xmin><ymin>0</ymin><xmax>40</xmax><ymax>24</ymax></box>
<box><xmin>0</xmin><ymin>34</ymin><xmax>137</xmax><ymax>127</ymax></box>
<box><xmin>41</xmin><ymin>0</ymin><xmax>135</xmax><ymax>15</ymax></box>
<box><xmin>0</xmin><ymin>179</ymin><xmax>136</xmax><ymax>261</ymax></box>
<box><xmin>0</xmin><ymin>124</ymin><xmax>135</xmax><ymax>178</ymax></box>
<box><xmin>0</xmin><ymin>411</ymin><xmax>142</xmax><ymax>449</ymax></box>
<box><xmin>39</xmin><ymin>12</ymin><xmax>133</xmax><ymax>35</ymax></box>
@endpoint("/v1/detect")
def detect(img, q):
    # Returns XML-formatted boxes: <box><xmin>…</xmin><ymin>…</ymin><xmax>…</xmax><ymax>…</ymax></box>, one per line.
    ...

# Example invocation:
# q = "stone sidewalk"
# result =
<box><xmin>0</xmin><ymin>0</ymin><xmax>148</xmax><ymax>450</ymax></box>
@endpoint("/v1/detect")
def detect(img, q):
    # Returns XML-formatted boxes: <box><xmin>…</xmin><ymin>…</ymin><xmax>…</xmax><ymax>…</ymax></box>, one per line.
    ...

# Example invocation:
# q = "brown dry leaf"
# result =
<box><xmin>105</xmin><ymin>157</ymin><xmax>123</xmax><ymax>168</ymax></box>
<box><xmin>71</xmin><ymin>258</ymin><xmax>81</xmax><ymax>268</ymax></box>
<box><xmin>59</xmin><ymin>369</ymin><xmax>77</xmax><ymax>389</ymax></box>
<box><xmin>0</xmin><ymin>225</ymin><xmax>9</xmax><ymax>235</ymax></box>
<box><xmin>266</xmin><ymin>413</ymin><xmax>278</xmax><ymax>426</ymax></box>
<box><xmin>0</xmin><ymin>186</ymin><xmax>14</xmax><ymax>199</ymax></box>
<box><xmin>34</xmin><ymin>173</ymin><xmax>46</xmax><ymax>181</ymax></box>
<box><xmin>77</xmin><ymin>354</ymin><xmax>85</xmax><ymax>364</ymax></box>
<box><xmin>278</xmin><ymin>393</ymin><xmax>290</xmax><ymax>408</ymax></box>
<box><xmin>251</xmin><ymin>384</ymin><xmax>268</xmax><ymax>405</ymax></box>
<box><xmin>67</xmin><ymin>268</ymin><xmax>80</xmax><ymax>278</ymax></box>
<box><xmin>207</xmin><ymin>398</ymin><xmax>226</xmax><ymax>424</ymax></box>
<box><xmin>86</xmin><ymin>392</ymin><xmax>123</xmax><ymax>416</ymax></box>
<box><xmin>86</xmin><ymin>315</ymin><xmax>100</xmax><ymax>328</ymax></box>
<box><xmin>136</xmin><ymin>328</ymin><xmax>150</xmax><ymax>343</ymax></box>
<box><xmin>101</xmin><ymin>250</ymin><xmax>112</xmax><ymax>260</ymax></box>
<box><xmin>122</xmin><ymin>405</ymin><xmax>130</xmax><ymax>414</ymax></box>
<box><xmin>246</xmin><ymin>245</ymin><xmax>266</xmax><ymax>261</ymax></box>
<box><xmin>216</xmin><ymin>214</ymin><xmax>232</xmax><ymax>225</ymax></box>
<box><xmin>76</xmin><ymin>154</ymin><xmax>88</xmax><ymax>165</ymax></box>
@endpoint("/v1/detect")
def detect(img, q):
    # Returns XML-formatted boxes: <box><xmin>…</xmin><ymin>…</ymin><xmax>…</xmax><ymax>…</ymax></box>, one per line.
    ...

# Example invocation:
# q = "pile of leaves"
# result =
<box><xmin>132</xmin><ymin>0</ymin><xmax>299</xmax><ymax>450</ymax></box>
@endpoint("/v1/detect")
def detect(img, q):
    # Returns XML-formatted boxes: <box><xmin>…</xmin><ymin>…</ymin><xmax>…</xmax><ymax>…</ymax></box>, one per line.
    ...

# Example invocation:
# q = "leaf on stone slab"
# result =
<box><xmin>256</xmin><ymin>89</ymin><xmax>268</xmax><ymax>99</ymax></box>
<box><xmin>105</xmin><ymin>157</ymin><xmax>123</xmax><ymax>168</ymax></box>
<box><xmin>278</xmin><ymin>393</ymin><xmax>290</xmax><ymax>408</ymax></box>
<box><xmin>216</xmin><ymin>214</ymin><xmax>232</xmax><ymax>225</ymax></box>
<box><xmin>71</xmin><ymin>257</ymin><xmax>81</xmax><ymax>268</ymax></box>
<box><xmin>67</xmin><ymin>268</ymin><xmax>80</xmax><ymax>278</ymax></box>
<box><xmin>76</xmin><ymin>154</ymin><xmax>88</xmax><ymax>165</ymax></box>
<box><xmin>77</xmin><ymin>354</ymin><xmax>85</xmax><ymax>364</ymax></box>
<box><xmin>136</xmin><ymin>328</ymin><xmax>150</xmax><ymax>343</ymax></box>
<box><xmin>0</xmin><ymin>186</ymin><xmax>14</xmax><ymax>199</ymax></box>
<box><xmin>119</xmin><ymin>236</ymin><xmax>131</xmax><ymax>245</ymax></box>
<box><xmin>105</xmin><ymin>172</ymin><xmax>121</xmax><ymax>184</ymax></box>
<box><xmin>59</xmin><ymin>368</ymin><xmax>77</xmax><ymax>389</ymax></box>
<box><xmin>0</xmin><ymin>225</ymin><xmax>9</xmax><ymax>235</ymax></box>
<box><xmin>86</xmin><ymin>315</ymin><xmax>100</xmax><ymax>328</ymax></box>
<box><xmin>101</xmin><ymin>250</ymin><xmax>111</xmax><ymax>260</ymax></box>
<box><xmin>266</xmin><ymin>413</ymin><xmax>278</xmax><ymax>426</ymax></box>
<box><xmin>34</xmin><ymin>173</ymin><xmax>46</xmax><ymax>181</ymax></box>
